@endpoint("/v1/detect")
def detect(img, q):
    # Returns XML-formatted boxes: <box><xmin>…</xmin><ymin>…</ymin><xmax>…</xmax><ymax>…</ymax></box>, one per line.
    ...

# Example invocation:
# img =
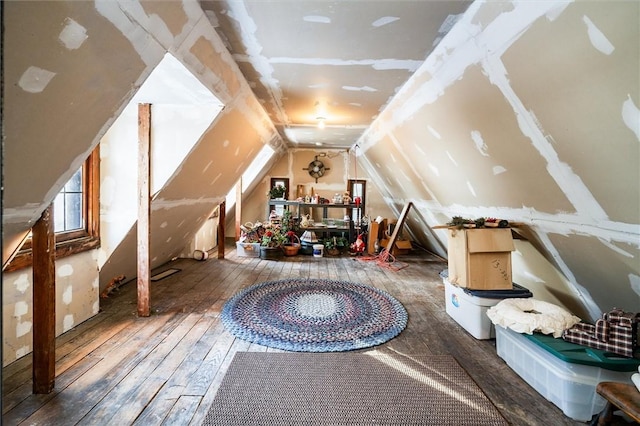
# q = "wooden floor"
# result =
<box><xmin>2</xmin><ymin>243</ymin><xmax>586</xmax><ymax>425</ymax></box>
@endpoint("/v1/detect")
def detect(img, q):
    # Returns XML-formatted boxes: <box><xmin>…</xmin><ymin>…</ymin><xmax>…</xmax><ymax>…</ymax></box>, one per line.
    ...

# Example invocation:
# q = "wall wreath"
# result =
<box><xmin>303</xmin><ymin>155</ymin><xmax>330</xmax><ymax>182</ymax></box>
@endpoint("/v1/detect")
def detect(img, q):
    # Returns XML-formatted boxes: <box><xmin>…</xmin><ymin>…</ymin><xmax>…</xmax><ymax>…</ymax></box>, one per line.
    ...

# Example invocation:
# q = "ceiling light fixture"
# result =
<box><xmin>316</xmin><ymin>116</ymin><xmax>326</xmax><ymax>129</ymax></box>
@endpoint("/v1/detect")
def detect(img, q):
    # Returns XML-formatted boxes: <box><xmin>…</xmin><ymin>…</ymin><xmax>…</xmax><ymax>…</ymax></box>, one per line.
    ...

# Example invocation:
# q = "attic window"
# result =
<box><xmin>4</xmin><ymin>147</ymin><xmax>100</xmax><ymax>272</ymax></box>
<box><xmin>226</xmin><ymin>144</ymin><xmax>276</xmax><ymax>213</ymax></box>
<box><xmin>348</xmin><ymin>179</ymin><xmax>366</xmax><ymax>223</ymax></box>
<box><xmin>55</xmin><ymin>167</ymin><xmax>84</xmax><ymax>233</ymax></box>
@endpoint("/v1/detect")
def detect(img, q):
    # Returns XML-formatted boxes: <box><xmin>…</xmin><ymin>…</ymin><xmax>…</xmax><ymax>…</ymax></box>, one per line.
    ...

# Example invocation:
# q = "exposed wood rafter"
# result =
<box><xmin>137</xmin><ymin>103</ymin><xmax>151</xmax><ymax>317</ymax></box>
<box><xmin>32</xmin><ymin>204</ymin><xmax>56</xmax><ymax>394</ymax></box>
<box><xmin>218</xmin><ymin>201</ymin><xmax>226</xmax><ymax>260</ymax></box>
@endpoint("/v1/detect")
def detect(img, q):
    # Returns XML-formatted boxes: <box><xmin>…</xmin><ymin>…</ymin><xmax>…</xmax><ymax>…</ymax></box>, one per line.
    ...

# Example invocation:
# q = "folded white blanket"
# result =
<box><xmin>487</xmin><ymin>298</ymin><xmax>581</xmax><ymax>338</ymax></box>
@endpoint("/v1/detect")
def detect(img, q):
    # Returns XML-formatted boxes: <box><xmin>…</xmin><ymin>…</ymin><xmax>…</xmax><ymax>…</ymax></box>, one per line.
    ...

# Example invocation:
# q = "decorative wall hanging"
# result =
<box><xmin>303</xmin><ymin>155</ymin><xmax>329</xmax><ymax>183</ymax></box>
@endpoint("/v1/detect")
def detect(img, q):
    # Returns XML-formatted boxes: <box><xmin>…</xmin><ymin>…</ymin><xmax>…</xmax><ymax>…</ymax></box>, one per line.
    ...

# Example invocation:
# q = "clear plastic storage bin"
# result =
<box><xmin>236</xmin><ymin>242</ymin><xmax>260</xmax><ymax>257</ymax></box>
<box><xmin>495</xmin><ymin>325</ymin><xmax>638</xmax><ymax>421</ymax></box>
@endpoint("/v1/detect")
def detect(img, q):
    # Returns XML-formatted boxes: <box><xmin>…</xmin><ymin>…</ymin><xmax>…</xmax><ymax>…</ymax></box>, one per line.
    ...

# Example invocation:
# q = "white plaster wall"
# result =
<box><xmin>510</xmin><ymin>240</ymin><xmax>583</xmax><ymax>317</ymax></box>
<box><xmin>98</xmin><ymin>102</ymin><xmax>219</xmax><ymax>270</ymax></box>
<box><xmin>98</xmin><ymin>107</ymin><xmax>139</xmax><ymax>267</ymax></box>
<box><xmin>98</xmin><ymin>53</ymin><xmax>222</xmax><ymax>271</ymax></box>
<box><xmin>180</xmin><ymin>216</ymin><xmax>219</xmax><ymax>258</ymax></box>
<box><xmin>2</xmin><ymin>251</ymin><xmax>99</xmax><ymax>366</ymax></box>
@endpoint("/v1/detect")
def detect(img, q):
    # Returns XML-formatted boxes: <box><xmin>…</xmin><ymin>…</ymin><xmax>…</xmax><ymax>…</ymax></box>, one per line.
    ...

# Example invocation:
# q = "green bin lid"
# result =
<box><xmin>523</xmin><ymin>332</ymin><xmax>640</xmax><ymax>372</ymax></box>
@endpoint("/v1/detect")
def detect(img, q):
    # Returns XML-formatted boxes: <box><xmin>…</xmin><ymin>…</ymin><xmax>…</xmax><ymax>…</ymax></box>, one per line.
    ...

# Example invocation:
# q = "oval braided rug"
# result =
<box><xmin>221</xmin><ymin>278</ymin><xmax>408</xmax><ymax>352</ymax></box>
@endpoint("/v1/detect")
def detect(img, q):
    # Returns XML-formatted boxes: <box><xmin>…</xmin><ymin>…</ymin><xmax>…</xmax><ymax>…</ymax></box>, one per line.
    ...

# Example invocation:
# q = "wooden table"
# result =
<box><xmin>592</xmin><ymin>382</ymin><xmax>640</xmax><ymax>425</ymax></box>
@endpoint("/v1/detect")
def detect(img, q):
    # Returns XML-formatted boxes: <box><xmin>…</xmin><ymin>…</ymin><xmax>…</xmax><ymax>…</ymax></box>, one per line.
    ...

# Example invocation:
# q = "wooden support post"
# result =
<box><xmin>32</xmin><ymin>204</ymin><xmax>56</xmax><ymax>394</ymax></box>
<box><xmin>218</xmin><ymin>201</ymin><xmax>226</xmax><ymax>259</ymax></box>
<box><xmin>137</xmin><ymin>103</ymin><xmax>151</xmax><ymax>317</ymax></box>
<box><xmin>235</xmin><ymin>178</ymin><xmax>242</xmax><ymax>241</ymax></box>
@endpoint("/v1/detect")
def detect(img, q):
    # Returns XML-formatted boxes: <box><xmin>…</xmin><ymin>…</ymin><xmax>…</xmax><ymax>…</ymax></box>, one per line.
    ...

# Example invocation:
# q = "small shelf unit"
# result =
<box><xmin>267</xmin><ymin>200</ymin><xmax>358</xmax><ymax>242</ymax></box>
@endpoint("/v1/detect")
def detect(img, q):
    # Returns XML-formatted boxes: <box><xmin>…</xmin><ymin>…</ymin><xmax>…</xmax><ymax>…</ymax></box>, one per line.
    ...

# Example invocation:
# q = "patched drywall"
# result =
<box><xmin>502</xmin><ymin>2</ymin><xmax>639</xmax><ymax>224</ymax></box>
<box><xmin>361</xmin><ymin>136</ymin><xmax>436</xmax><ymax>203</ymax></box>
<box><xmin>357</xmin><ymin>1</ymin><xmax>639</xmax><ymax>320</ymax></box>
<box><xmin>547</xmin><ymin>233</ymin><xmax>639</xmax><ymax>313</ymax></box>
<box><xmin>99</xmin><ymin>79</ymin><xmax>284</xmax><ymax>287</ymax></box>
<box><xmin>98</xmin><ymin>7</ymin><xmax>284</xmax><ymax>287</ymax></box>
<box><xmin>511</xmin><ymin>240</ymin><xmax>589</xmax><ymax>320</ymax></box>
<box><xmin>2</xmin><ymin>0</ymin><xmax>164</xmax><ymax>367</ymax></box>
<box><xmin>392</xmin><ymin>65</ymin><xmax>575</xmax><ymax>212</ymax></box>
<box><xmin>200</xmin><ymin>0</ymin><xmax>472</xmax><ymax>149</ymax></box>
<box><xmin>3</xmin><ymin>0</ymin><xmax>284</xmax><ymax>365</ymax></box>
<box><xmin>2</xmin><ymin>251</ymin><xmax>98</xmax><ymax>366</ymax></box>
<box><xmin>2</xmin><ymin>1</ymin><xmax>161</xmax><ymax>263</ymax></box>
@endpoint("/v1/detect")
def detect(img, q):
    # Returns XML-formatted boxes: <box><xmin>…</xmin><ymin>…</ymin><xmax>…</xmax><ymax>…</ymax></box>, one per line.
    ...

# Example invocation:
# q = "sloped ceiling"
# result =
<box><xmin>200</xmin><ymin>0</ymin><xmax>472</xmax><ymax>148</ymax></box>
<box><xmin>355</xmin><ymin>1</ymin><xmax>640</xmax><ymax>317</ymax></box>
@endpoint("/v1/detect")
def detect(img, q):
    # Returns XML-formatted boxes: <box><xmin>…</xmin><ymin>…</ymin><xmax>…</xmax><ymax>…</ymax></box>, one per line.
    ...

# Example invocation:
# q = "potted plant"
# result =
<box><xmin>281</xmin><ymin>210</ymin><xmax>299</xmax><ymax>234</ymax></box>
<box><xmin>260</xmin><ymin>226</ymin><xmax>286</xmax><ymax>260</ymax></box>
<box><xmin>282</xmin><ymin>230</ymin><xmax>301</xmax><ymax>256</ymax></box>
<box><xmin>334</xmin><ymin>235</ymin><xmax>350</xmax><ymax>254</ymax></box>
<box><xmin>323</xmin><ymin>237</ymin><xmax>340</xmax><ymax>256</ymax></box>
<box><xmin>269</xmin><ymin>184</ymin><xmax>286</xmax><ymax>199</ymax></box>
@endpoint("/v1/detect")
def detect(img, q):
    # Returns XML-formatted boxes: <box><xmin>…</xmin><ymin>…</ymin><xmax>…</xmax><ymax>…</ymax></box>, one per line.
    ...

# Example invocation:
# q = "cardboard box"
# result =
<box><xmin>448</xmin><ymin>228</ymin><xmax>514</xmax><ymax>290</ymax></box>
<box><xmin>380</xmin><ymin>238</ymin><xmax>412</xmax><ymax>255</ymax></box>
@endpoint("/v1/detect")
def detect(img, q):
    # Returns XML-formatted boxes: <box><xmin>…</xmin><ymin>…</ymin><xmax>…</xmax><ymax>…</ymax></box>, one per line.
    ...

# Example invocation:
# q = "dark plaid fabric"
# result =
<box><xmin>595</xmin><ymin>319</ymin><xmax>609</xmax><ymax>342</ymax></box>
<box><xmin>562</xmin><ymin>309</ymin><xmax>639</xmax><ymax>358</ymax></box>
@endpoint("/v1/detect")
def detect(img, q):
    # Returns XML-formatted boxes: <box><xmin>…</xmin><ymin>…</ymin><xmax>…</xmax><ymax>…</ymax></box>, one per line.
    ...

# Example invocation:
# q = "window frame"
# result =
<box><xmin>269</xmin><ymin>177</ymin><xmax>290</xmax><ymax>217</ymax></box>
<box><xmin>348</xmin><ymin>179</ymin><xmax>366</xmax><ymax>223</ymax></box>
<box><xmin>5</xmin><ymin>148</ymin><xmax>100</xmax><ymax>272</ymax></box>
<box><xmin>269</xmin><ymin>177</ymin><xmax>290</xmax><ymax>200</ymax></box>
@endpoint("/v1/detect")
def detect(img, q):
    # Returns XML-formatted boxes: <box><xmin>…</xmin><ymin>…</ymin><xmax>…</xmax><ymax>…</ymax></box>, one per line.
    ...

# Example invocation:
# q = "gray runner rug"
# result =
<box><xmin>202</xmin><ymin>351</ymin><xmax>508</xmax><ymax>425</ymax></box>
